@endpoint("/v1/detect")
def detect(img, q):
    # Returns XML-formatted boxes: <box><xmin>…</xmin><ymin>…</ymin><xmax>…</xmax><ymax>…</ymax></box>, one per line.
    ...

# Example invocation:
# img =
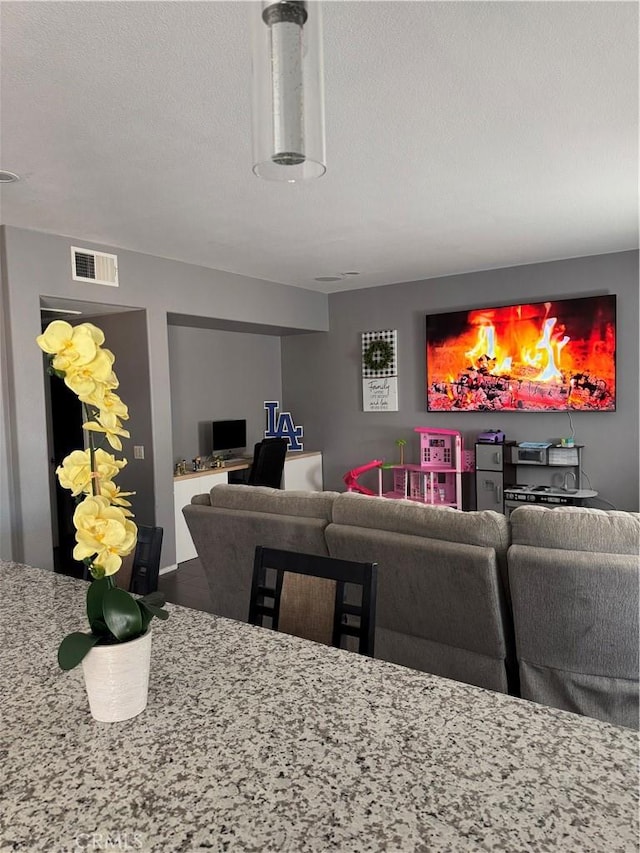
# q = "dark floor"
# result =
<box><xmin>158</xmin><ymin>558</ymin><xmax>215</xmax><ymax>612</ymax></box>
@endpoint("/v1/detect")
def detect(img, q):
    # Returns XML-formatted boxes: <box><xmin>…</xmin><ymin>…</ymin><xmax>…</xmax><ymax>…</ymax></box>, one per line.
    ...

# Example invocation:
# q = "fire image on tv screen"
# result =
<box><xmin>426</xmin><ymin>294</ymin><xmax>616</xmax><ymax>412</ymax></box>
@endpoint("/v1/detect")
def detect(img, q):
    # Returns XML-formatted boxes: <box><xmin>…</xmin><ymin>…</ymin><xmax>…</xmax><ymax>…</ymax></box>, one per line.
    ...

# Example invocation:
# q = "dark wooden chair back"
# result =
<box><xmin>249</xmin><ymin>546</ymin><xmax>378</xmax><ymax>656</ymax></box>
<box><xmin>129</xmin><ymin>525</ymin><xmax>164</xmax><ymax>595</ymax></box>
<box><xmin>83</xmin><ymin>524</ymin><xmax>163</xmax><ymax>595</ymax></box>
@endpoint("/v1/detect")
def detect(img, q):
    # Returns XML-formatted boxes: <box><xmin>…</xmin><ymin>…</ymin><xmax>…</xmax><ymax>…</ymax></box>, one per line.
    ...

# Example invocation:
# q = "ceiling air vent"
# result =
<box><xmin>71</xmin><ymin>246</ymin><xmax>119</xmax><ymax>287</ymax></box>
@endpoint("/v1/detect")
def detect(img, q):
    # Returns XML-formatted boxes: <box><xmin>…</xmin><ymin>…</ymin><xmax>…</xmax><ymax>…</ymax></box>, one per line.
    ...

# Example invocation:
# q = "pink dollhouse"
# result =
<box><xmin>381</xmin><ymin>427</ymin><xmax>464</xmax><ymax>509</ymax></box>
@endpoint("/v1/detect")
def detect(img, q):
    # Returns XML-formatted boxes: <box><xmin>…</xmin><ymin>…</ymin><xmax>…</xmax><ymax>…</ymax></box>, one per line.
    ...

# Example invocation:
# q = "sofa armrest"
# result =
<box><xmin>190</xmin><ymin>493</ymin><xmax>211</xmax><ymax>506</ymax></box>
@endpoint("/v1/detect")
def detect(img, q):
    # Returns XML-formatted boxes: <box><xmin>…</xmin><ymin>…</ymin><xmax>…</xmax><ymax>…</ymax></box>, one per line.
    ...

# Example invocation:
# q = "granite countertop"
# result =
<box><xmin>1</xmin><ymin>561</ymin><xmax>638</xmax><ymax>853</ymax></box>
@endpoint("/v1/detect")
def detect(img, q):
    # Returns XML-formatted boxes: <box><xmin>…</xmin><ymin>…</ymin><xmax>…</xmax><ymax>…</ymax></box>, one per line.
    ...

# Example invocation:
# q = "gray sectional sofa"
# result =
<box><xmin>183</xmin><ymin>485</ymin><xmax>639</xmax><ymax>728</ymax></box>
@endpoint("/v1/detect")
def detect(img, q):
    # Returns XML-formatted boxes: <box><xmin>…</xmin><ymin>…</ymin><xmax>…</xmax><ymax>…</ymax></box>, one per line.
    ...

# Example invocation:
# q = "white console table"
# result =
<box><xmin>172</xmin><ymin>451</ymin><xmax>323</xmax><ymax>564</ymax></box>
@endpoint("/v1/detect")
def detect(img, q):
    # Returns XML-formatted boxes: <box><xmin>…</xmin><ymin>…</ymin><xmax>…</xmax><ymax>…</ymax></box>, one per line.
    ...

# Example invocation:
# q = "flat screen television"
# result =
<box><xmin>212</xmin><ymin>419</ymin><xmax>247</xmax><ymax>452</ymax></box>
<box><xmin>426</xmin><ymin>294</ymin><xmax>616</xmax><ymax>412</ymax></box>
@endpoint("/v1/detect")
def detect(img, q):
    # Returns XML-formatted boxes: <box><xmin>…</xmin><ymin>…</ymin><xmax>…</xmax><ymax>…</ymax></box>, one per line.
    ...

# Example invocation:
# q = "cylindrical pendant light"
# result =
<box><xmin>251</xmin><ymin>0</ymin><xmax>326</xmax><ymax>181</ymax></box>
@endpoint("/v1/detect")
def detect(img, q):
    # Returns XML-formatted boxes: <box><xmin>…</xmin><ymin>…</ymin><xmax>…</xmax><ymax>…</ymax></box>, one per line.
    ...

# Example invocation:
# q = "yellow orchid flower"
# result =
<box><xmin>56</xmin><ymin>449</ymin><xmax>95</xmax><ymax>496</ymax></box>
<box><xmin>78</xmin><ymin>368</ymin><xmax>120</xmax><ymax>401</ymax></box>
<box><xmin>80</xmin><ymin>323</ymin><xmax>107</xmax><ymax>345</ymax></box>
<box><xmin>100</xmin><ymin>480</ymin><xmax>136</xmax><ymax>516</ymax></box>
<box><xmin>83</xmin><ymin>411</ymin><xmax>130</xmax><ymax>451</ymax></box>
<box><xmin>77</xmin><ymin>376</ymin><xmax>122</xmax><ymax>409</ymax></box>
<box><xmin>98</xmin><ymin>390</ymin><xmax>129</xmax><ymax>421</ymax></box>
<box><xmin>73</xmin><ymin>495</ymin><xmax>137</xmax><ymax>576</ymax></box>
<box><xmin>36</xmin><ymin>321</ymin><xmax>104</xmax><ymax>373</ymax></box>
<box><xmin>78</xmin><ymin>381</ymin><xmax>109</xmax><ymax>408</ymax></box>
<box><xmin>36</xmin><ymin>320</ymin><xmax>72</xmax><ymax>354</ymax></box>
<box><xmin>56</xmin><ymin>448</ymin><xmax>127</xmax><ymax>496</ymax></box>
<box><xmin>64</xmin><ymin>348</ymin><xmax>115</xmax><ymax>399</ymax></box>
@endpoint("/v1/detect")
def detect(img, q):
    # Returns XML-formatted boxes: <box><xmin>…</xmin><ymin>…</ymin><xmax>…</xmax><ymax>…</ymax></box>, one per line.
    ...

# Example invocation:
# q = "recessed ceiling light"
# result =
<box><xmin>40</xmin><ymin>307</ymin><xmax>83</xmax><ymax>315</ymax></box>
<box><xmin>314</xmin><ymin>275</ymin><xmax>343</xmax><ymax>282</ymax></box>
<box><xmin>0</xmin><ymin>171</ymin><xmax>20</xmax><ymax>183</ymax></box>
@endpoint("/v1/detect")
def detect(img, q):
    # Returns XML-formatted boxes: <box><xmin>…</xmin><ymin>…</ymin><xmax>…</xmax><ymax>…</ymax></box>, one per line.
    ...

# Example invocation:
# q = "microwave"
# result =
<box><xmin>511</xmin><ymin>446</ymin><xmax>548</xmax><ymax>465</ymax></box>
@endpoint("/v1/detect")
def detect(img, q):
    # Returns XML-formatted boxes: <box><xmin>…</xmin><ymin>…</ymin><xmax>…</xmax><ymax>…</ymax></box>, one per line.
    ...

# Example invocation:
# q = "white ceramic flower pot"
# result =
<box><xmin>82</xmin><ymin>629</ymin><xmax>152</xmax><ymax>722</ymax></box>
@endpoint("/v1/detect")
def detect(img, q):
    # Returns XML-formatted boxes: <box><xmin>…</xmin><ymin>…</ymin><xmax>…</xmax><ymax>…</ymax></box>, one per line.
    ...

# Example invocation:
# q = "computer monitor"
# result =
<box><xmin>212</xmin><ymin>419</ymin><xmax>247</xmax><ymax>454</ymax></box>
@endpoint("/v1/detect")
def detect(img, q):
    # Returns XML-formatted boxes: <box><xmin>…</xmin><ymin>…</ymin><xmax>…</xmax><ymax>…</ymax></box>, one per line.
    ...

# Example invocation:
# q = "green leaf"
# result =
<box><xmin>58</xmin><ymin>631</ymin><xmax>100</xmax><ymax>671</ymax></box>
<box><xmin>139</xmin><ymin>601</ymin><xmax>169</xmax><ymax>621</ymax></box>
<box><xmin>86</xmin><ymin>578</ymin><xmax>111</xmax><ymax>634</ymax></box>
<box><xmin>138</xmin><ymin>603</ymin><xmax>153</xmax><ymax>634</ymax></box>
<box><xmin>139</xmin><ymin>591</ymin><xmax>167</xmax><ymax>608</ymax></box>
<box><xmin>102</xmin><ymin>588</ymin><xmax>143</xmax><ymax>641</ymax></box>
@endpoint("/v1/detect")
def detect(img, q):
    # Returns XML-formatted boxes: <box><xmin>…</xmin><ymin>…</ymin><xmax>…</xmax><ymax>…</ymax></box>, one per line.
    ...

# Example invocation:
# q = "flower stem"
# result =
<box><xmin>83</xmin><ymin>403</ymin><xmax>100</xmax><ymax>497</ymax></box>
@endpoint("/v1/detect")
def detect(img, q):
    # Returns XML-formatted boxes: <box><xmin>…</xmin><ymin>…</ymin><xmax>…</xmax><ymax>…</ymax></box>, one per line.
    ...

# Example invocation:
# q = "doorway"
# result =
<box><xmin>48</xmin><ymin>373</ymin><xmax>84</xmax><ymax>576</ymax></box>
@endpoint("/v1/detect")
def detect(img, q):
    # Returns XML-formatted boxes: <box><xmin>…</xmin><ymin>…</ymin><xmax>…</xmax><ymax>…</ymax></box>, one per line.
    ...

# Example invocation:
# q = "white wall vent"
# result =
<box><xmin>71</xmin><ymin>247</ymin><xmax>119</xmax><ymax>287</ymax></box>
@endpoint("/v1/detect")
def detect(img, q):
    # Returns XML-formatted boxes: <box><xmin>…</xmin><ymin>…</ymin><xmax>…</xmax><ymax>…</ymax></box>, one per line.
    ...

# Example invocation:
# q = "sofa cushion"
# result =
<box><xmin>205</xmin><ymin>484</ymin><xmax>340</xmax><ymax>521</ymax></box>
<box><xmin>509</xmin><ymin>505</ymin><xmax>640</xmax><ymax>554</ymax></box>
<box><xmin>326</xmin><ymin>524</ymin><xmax>506</xmax><ymax>657</ymax></box>
<box><xmin>508</xmin><ymin>543</ymin><xmax>639</xmax><ymax>728</ymax></box>
<box><xmin>331</xmin><ymin>492</ymin><xmax>510</xmax><ymax>553</ymax></box>
<box><xmin>518</xmin><ymin>662</ymin><xmax>638</xmax><ymax>730</ymax></box>
<box><xmin>376</xmin><ymin>627</ymin><xmax>510</xmax><ymax>694</ymax></box>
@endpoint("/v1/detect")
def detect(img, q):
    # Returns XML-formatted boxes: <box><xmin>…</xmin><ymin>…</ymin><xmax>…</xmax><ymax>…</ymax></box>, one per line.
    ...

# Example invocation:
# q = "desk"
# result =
<box><xmin>1</xmin><ymin>562</ymin><xmax>637</xmax><ymax>853</ymax></box>
<box><xmin>173</xmin><ymin>451</ymin><xmax>323</xmax><ymax>564</ymax></box>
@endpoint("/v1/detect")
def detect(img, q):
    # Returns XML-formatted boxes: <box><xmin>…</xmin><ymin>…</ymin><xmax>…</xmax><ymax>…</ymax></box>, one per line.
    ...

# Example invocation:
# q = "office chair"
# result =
<box><xmin>246</xmin><ymin>438</ymin><xmax>288</xmax><ymax>488</ymax></box>
<box><xmin>249</xmin><ymin>545</ymin><xmax>378</xmax><ymax>656</ymax></box>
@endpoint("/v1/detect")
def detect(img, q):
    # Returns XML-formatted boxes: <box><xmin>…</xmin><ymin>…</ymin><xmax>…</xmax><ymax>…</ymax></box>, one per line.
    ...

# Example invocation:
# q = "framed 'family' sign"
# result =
<box><xmin>361</xmin><ymin>329</ymin><xmax>399</xmax><ymax>412</ymax></box>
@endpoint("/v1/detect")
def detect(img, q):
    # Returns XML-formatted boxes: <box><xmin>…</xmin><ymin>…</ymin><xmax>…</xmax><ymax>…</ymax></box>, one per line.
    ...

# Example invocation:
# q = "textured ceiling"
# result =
<box><xmin>0</xmin><ymin>1</ymin><xmax>637</xmax><ymax>293</ymax></box>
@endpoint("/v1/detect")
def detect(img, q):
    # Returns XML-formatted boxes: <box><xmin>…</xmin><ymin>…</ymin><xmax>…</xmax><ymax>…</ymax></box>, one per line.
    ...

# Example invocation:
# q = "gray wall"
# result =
<box><xmin>3</xmin><ymin>221</ymin><xmax>636</xmax><ymax>579</ymax></box>
<box><xmin>0</xmin><ymin>229</ymin><xmax>17</xmax><ymax>559</ymax></box>
<box><xmin>1</xmin><ymin>225</ymin><xmax>328</xmax><ymax>570</ymax></box>
<box><xmin>282</xmin><ymin>251</ymin><xmax>639</xmax><ymax>511</ymax></box>
<box><xmin>168</xmin><ymin>324</ymin><xmax>282</xmax><ymax>463</ymax></box>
